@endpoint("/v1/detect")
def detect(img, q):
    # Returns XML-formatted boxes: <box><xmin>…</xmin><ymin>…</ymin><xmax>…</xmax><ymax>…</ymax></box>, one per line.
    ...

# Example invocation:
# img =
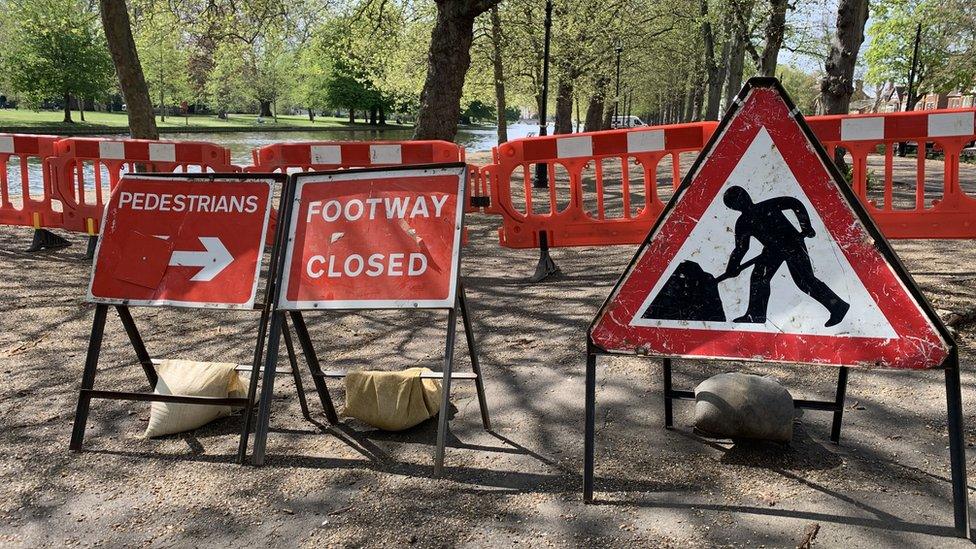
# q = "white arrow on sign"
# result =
<box><xmin>168</xmin><ymin>236</ymin><xmax>233</xmax><ymax>282</ymax></box>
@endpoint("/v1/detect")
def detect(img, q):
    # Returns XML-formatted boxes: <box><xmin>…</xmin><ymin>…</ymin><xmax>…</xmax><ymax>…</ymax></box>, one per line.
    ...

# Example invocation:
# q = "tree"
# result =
<box><xmin>820</xmin><ymin>0</ymin><xmax>870</xmax><ymax>116</ymax></box>
<box><xmin>413</xmin><ymin>0</ymin><xmax>501</xmax><ymax>141</ymax></box>
<box><xmin>132</xmin><ymin>3</ymin><xmax>193</xmax><ymax>122</ymax></box>
<box><xmin>3</xmin><ymin>0</ymin><xmax>115</xmax><ymax>123</ymax></box>
<box><xmin>777</xmin><ymin>64</ymin><xmax>820</xmax><ymax>114</ymax></box>
<box><xmin>205</xmin><ymin>41</ymin><xmax>253</xmax><ymax>117</ymax></box>
<box><xmin>100</xmin><ymin>0</ymin><xmax>158</xmax><ymax>138</ymax></box>
<box><xmin>865</xmin><ymin>0</ymin><xmax>975</xmax><ymax>111</ymax></box>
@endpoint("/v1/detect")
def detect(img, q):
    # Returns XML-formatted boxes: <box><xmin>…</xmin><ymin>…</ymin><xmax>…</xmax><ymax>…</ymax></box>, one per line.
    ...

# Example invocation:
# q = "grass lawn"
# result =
<box><xmin>0</xmin><ymin>108</ymin><xmax>408</xmax><ymax>132</ymax></box>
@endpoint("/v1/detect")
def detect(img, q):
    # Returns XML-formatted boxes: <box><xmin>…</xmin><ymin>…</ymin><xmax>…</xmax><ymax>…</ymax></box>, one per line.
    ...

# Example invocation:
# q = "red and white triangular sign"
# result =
<box><xmin>590</xmin><ymin>78</ymin><xmax>951</xmax><ymax>369</ymax></box>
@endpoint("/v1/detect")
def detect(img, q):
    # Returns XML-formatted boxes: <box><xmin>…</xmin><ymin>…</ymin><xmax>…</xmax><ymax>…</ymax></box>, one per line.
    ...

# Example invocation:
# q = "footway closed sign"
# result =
<box><xmin>88</xmin><ymin>175</ymin><xmax>275</xmax><ymax>308</ymax></box>
<box><xmin>278</xmin><ymin>165</ymin><xmax>466</xmax><ymax>309</ymax></box>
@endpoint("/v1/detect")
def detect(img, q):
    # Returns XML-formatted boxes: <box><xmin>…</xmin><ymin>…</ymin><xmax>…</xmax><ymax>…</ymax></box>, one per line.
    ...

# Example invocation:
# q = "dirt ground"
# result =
<box><xmin>2</xmin><ymin>153</ymin><xmax>976</xmax><ymax>548</ymax></box>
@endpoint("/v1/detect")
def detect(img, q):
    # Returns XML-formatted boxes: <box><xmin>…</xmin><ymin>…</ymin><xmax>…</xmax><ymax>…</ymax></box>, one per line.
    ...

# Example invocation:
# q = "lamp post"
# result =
<box><xmin>533</xmin><ymin>0</ymin><xmax>553</xmax><ymax>189</ymax></box>
<box><xmin>613</xmin><ymin>40</ymin><xmax>623</xmax><ymax>126</ymax></box>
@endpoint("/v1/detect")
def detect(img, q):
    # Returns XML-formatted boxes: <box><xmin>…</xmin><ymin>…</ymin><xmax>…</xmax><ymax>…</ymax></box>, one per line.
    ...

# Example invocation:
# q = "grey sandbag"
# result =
<box><xmin>694</xmin><ymin>372</ymin><xmax>794</xmax><ymax>442</ymax></box>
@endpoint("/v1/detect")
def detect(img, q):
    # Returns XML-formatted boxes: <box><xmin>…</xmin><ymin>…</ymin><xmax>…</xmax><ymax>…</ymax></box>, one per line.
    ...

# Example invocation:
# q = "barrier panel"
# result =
<box><xmin>0</xmin><ymin>134</ymin><xmax>63</xmax><ymax>231</ymax></box>
<box><xmin>48</xmin><ymin>137</ymin><xmax>237</xmax><ymax>237</ymax></box>
<box><xmin>246</xmin><ymin>140</ymin><xmax>486</xmax><ymax>213</ymax></box>
<box><xmin>806</xmin><ymin>109</ymin><xmax>976</xmax><ymax>238</ymax></box>
<box><xmin>481</xmin><ymin>122</ymin><xmax>718</xmax><ymax>249</ymax></box>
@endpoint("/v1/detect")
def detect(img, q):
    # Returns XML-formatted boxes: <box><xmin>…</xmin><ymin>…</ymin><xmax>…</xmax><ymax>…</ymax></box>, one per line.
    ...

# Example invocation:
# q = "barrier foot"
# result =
<box><xmin>85</xmin><ymin>236</ymin><xmax>98</xmax><ymax>260</ymax></box>
<box><xmin>528</xmin><ymin>232</ymin><xmax>559</xmax><ymax>283</ymax></box>
<box><xmin>27</xmin><ymin>229</ymin><xmax>71</xmax><ymax>252</ymax></box>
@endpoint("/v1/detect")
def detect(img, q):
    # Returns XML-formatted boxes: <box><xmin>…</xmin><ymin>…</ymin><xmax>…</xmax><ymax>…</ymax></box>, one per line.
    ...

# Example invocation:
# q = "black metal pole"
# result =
<box><xmin>583</xmin><ymin>349</ymin><xmax>597</xmax><ymax>502</ymax></box>
<box><xmin>613</xmin><ymin>45</ymin><xmax>622</xmax><ymax>125</ymax></box>
<box><xmin>533</xmin><ymin>0</ymin><xmax>553</xmax><ymax>189</ymax></box>
<box><xmin>830</xmin><ymin>366</ymin><xmax>849</xmax><ymax>443</ymax></box>
<box><xmin>662</xmin><ymin>358</ymin><xmax>674</xmax><ymax>429</ymax></box>
<box><xmin>945</xmin><ymin>350</ymin><xmax>971</xmax><ymax>538</ymax></box>
<box><xmin>899</xmin><ymin>23</ymin><xmax>922</xmax><ymax>157</ymax></box>
<box><xmin>70</xmin><ymin>304</ymin><xmax>109</xmax><ymax>451</ymax></box>
<box><xmin>906</xmin><ymin>23</ymin><xmax>922</xmax><ymax>113</ymax></box>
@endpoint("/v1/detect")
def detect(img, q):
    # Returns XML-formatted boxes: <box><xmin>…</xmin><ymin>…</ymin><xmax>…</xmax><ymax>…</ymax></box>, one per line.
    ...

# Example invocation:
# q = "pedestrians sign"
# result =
<box><xmin>589</xmin><ymin>79</ymin><xmax>950</xmax><ymax>370</ymax></box>
<box><xmin>88</xmin><ymin>174</ymin><xmax>275</xmax><ymax>309</ymax></box>
<box><xmin>278</xmin><ymin>164</ymin><xmax>466</xmax><ymax>310</ymax></box>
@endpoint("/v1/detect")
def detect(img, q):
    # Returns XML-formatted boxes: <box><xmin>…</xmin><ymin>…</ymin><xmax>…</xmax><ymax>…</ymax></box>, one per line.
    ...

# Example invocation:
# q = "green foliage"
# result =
<box><xmin>865</xmin><ymin>0</ymin><xmax>976</xmax><ymax>102</ymax></box>
<box><xmin>1</xmin><ymin>0</ymin><xmax>115</xmax><ymax>109</ymax></box>
<box><xmin>776</xmin><ymin>65</ymin><xmax>821</xmax><ymax>115</ymax></box>
<box><xmin>132</xmin><ymin>3</ymin><xmax>194</xmax><ymax>113</ymax></box>
<box><xmin>460</xmin><ymin>100</ymin><xmax>496</xmax><ymax>124</ymax></box>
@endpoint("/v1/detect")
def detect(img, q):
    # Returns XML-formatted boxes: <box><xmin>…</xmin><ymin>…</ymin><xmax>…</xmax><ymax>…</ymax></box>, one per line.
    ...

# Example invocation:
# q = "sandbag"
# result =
<box><xmin>694</xmin><ymin>372</ymin><xmax>795</xmax><ymax>442</ymax></box>
<box><xmin>343</xmin><ymin>367</ymin><xmax>442</xmax><ymax>431</ymax></box>
<box><xmin>145</xmin><ymin>359</ymin><xmax>245</xmax><ymax>438</ymax></box>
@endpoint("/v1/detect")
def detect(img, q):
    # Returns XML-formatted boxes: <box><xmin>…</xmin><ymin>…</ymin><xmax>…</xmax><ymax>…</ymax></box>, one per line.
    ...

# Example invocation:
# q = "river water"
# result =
<box><xmin>3</xmin><ymin>123</ymin><xmax>552</xmax><ymax>198</ymax></box>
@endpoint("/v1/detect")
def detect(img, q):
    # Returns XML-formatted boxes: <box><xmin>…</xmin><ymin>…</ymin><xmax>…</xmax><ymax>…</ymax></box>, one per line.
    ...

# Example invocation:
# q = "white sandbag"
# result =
<box><xmin>145</xmin><ymin>359</ymin><xmax>244</xmax><ymax>438</ymax></box>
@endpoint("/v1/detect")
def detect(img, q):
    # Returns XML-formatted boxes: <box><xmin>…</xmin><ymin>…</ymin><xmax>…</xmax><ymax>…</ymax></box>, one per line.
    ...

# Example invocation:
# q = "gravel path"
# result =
<box><xmin>1</xmin><ymin>153</ymin><xmax>975</xmax><ymax>547</ymax></box>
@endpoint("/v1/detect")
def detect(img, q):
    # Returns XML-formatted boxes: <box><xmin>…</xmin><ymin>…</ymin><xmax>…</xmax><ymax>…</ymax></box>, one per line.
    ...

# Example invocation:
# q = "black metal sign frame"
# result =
<box><xmin>243</xmin><ymin>164</ymin><xmax>491</xmax><ymax>473</ymax></box>
<box><xmin>68</xmin><ymin>172</ymin><xmax>317</xmax><ymax>462</ymax></box>
<box><xmin>582</xmin><ymin>77</ymin><xmax>969</xmax><ymax>538</ymax></box>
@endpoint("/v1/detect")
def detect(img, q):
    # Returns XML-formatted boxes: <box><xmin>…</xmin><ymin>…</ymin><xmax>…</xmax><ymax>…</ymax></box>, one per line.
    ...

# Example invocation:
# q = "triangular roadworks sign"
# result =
<box><xmin>589</xmin><ymin>78</ymin><xmax>951</xmax><ymax>369</ymax></box>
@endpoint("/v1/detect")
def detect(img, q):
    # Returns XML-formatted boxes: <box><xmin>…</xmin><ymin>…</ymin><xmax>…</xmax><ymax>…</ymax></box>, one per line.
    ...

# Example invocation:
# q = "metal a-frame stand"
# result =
<box><xmin>68</xmin><ymin>302</ymin><xmax>314</xmax><ymax>460</ymax></box>
<box><xmin>244</xmin><ymin>284</ymin><xmax>491</xmax><ymax>473</ymax></box>
<box><xmin>240</xmin><ymin>167</ymin><xmax>491</xmax><ymax>471</ymax></box>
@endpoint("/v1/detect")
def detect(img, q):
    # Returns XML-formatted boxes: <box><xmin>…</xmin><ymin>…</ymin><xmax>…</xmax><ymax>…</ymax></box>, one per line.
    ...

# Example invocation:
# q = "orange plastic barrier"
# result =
<box><xmin>48</xmin><ymin>138</ymin><xmax>237</xmax><ymax>235</ymax></box>
<box><xmin>248</xmin><ymin>139</ymin><xmax>465</xmax><ymax>172</ymax></box>
<box><xmin>246</xmin><ymin>139</ymin><xmax>485</xmax><ymax>214</ymax></box>
<box><xmin>806</xmin><ymin>109</ymin><xmax>976</xmax><ymax>238</ymax></box>
<box><xmin>0</xmin><ymin>134</ymin><xmax>63</xmax><ymax>230</ymax></box>
<box><xmin>481</xmin><ymin>122</ymin><xmax>718</xmax><ymax>248</ymax></box>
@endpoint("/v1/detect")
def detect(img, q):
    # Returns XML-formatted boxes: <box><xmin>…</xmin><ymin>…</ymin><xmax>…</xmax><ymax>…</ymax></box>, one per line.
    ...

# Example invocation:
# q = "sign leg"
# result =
<box><xmin>434</xmin><ymin>305</ymin><xmax>460</xmax><ymax>476</ymax></box>
<box><xmin>289</xmin><ymin>311</ymin><xmax>339</xmax><ymax>424</ymax></box>
<box><xmin>662</xmin><ymin>358</ymin><xmax>674</xmax><ymax>429</ymax></box>
<box><xmin>70</xmin><ymin>304</ymin><xmax>108</xmax><ymax>452</ymax></box>
<box><xmin>830</xmin><ymin>366</ymin><xmax>849</xmax><ymax>444</ymax></box>
<box><xmin>584</xmin><ymin>351</ymin><xmax>597</xmax><ymax>503</ymax></box>
<box><xmin>115</xmin><ymin>306</ymin><xmax>157</xmax><ymax>387</ymax></box>
<box><xmin>281</xmin><ymin>315</ymin><xmax>311</xmax><ymax>420</ymax></box>
<box><xmin>251</xmin><ymin>312</ymin><xmax>284</xmax><ymax>466</ymax></box>
<box><xmin>945</xmin><ymin>353</ymin><xmax>971</xmax><ymax>538</ymax></box>
<box><xmin>458</xmin><ymin>285</ymin><xmax>491</xmax><ymax>431</ymax></box>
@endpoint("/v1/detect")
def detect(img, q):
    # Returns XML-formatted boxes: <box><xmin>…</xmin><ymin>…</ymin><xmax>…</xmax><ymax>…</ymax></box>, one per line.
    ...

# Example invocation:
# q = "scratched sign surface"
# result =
<box><xmin>279</xmin><ymin>165</ymin><xmax>465</xmax><ymax>310</ymax></box>
<box><xmin>590</xmin><ymin>79</ymin><xmax>949</xmax><ymax>369</ymax></box>
<box><xmin>88</xmin><ymin>175</ymin><xmax>275</xmax><ymax>309</ymax></box>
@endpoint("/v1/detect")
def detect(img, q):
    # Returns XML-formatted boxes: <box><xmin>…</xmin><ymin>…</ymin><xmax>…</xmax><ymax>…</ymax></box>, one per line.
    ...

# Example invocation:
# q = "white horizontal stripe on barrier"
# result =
<box><xmin>556</xmin><ymin>136</ymin><xmax>593</xmax><ymax>158</ymax></box>
<box><xmin>310</xmin><ymin>145</ymin><xmax>342</xmax><ymax>165</ymax></box>
<box><xmin>627</xmin><ymin>130</ymin><xmax>665</xmax><ymax>153</ymax></box>
<box><xmin>928</xmin><ymin>112</ymin><xmax>976</xmax><ymax>138</ymax></box>
<box><xmin>370</xmin><ymin>144</ymin><xmax>402</xmax><ymax>164</ymax></box>
<box><xmin>98</xmin><ymin>141</ymin><xmax>126</xmax><ymax>160</ymax></box>
<box><xmin>148</xmin><ymin>143</ymin><xmax>176</xmax><ymax>162</ymax></box>
<box><xmin>0</xmin><ymin>136</ymin><xmax>13</xmax><ymax>154</ymax></box>
<box><xmin>841</xmin><ymin>117</ymin><xmax>885</xmax><ymax>141</ymax></box>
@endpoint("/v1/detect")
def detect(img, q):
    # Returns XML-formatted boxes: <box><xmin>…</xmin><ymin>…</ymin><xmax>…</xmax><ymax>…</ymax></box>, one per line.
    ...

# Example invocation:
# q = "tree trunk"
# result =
<box><xmin>80</xmin><ymin>97</ymin><xmax>86</xmax><ymax>122</ymax></box>
<box><xmin>489</xmin><ymin>5</ymin><xmax>507</xmax><ymax>144</ymax></box>
<box><xmin>99</xmin><ymin>0</ymin><xmax>158</xmax><ymax>139</ymax></box>
<box><xmin>724</xmin><ymin>0</ymin><xmax>755</xmax><ymax>112</ymax></box>
<box><xmin>63</xmin><ymin>92</ymin><xmax>73</xmax><ymax>123</ymax></box>
<box><xmin>414</xmin><ymin>1</ymin><xmax>497</xmax><ymax>141</ymax></box>
<box><xmin>701</xmin><ymin>0</ymin><xmax>723</xmax><ymax>120</ymax></box>
<box><xmin>379</xmin><ymin>105</ymin><xmax>386</xmax><ymax>125</ymax></box>
<box><xmin>308</xmin><ymin>108</ymin><xmax>315</xmax><ymax>122</ymax></box>
<box><xmin>820</xmin><ymin>0</ymin><xmax>869</xmax><ymax>170</ymax></box>
<box><xmin>348</xmin><ymin>109</ymin><xmax>355</xmax><ymax>123</ymax></box>
<box><xmin>584</xmin><ymin>79</ymin><xmax>608</xmax><ymax>132</ymax></box>
<box><xmin>601</xmin><ymin>104</ymin><xmax>613</xmax><ymax>130</ymax></box>
<box><xmin>553</xmin><ymin>79</ymin><xmax>574</xmax><ymax>135</ymax></box>
<box><xmin>760</xmin><ymin>0</ymin><xmax>789</xmax><ymax>76</ymax></box>
<box><xmin>259</xmin><ymin>100</ymin><xmax>273</xmax><ymax>118</ymax></box>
